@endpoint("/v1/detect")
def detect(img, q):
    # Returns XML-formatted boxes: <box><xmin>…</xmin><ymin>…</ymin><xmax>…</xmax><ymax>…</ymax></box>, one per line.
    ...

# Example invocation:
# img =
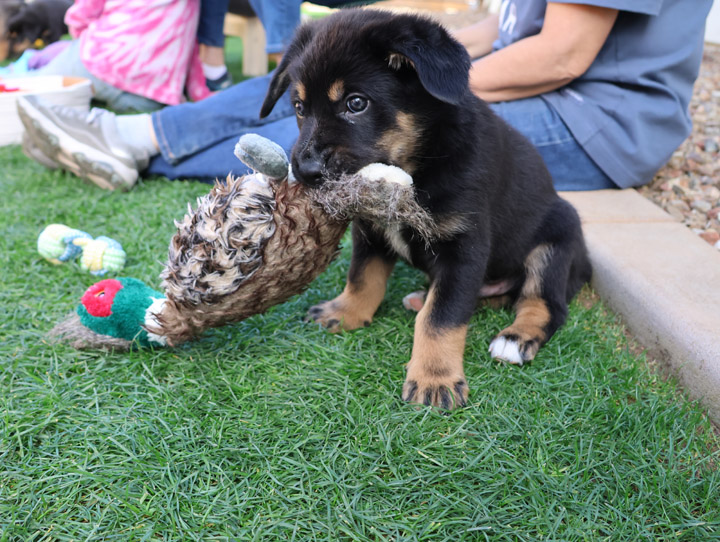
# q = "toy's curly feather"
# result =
<box><xmin>148</xmin><ymin>175</ymin><xmax>347</xmax><ymax>346</ymax></box>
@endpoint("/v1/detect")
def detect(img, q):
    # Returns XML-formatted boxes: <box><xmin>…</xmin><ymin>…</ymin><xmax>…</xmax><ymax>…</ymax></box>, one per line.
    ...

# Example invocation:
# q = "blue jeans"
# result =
<box><xmin>248</xmin><ymin>0</ymin><xmax>301</xmax><ymax>54</ymax></box>
<box><xmin>489</xmin><ymin>97</ymin><xmax>616</xmax><ymax>191</ymax></box>
<box><xmin>248</xmin><ymin>0</ymin><xmax>351</xmax><ymax>53</ymax></box>
<box><xmin>148</xmin><ymin>73</ymin><xmax>297</xmax><ymax>181</ymax></box>
<box><xmin>148</xmin><ymin>76</ymin><xmax>616</xmax><ymax>190</ymax></box>
<box><xmin>198</xmin><ymin>0</ymin><xmax>229</xmax><ymax>48</ymax></box>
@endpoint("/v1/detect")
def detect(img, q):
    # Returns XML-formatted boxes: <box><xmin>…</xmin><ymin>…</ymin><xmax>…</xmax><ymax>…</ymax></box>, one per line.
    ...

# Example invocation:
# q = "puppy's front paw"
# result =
<box><xmin>306</xmin><ymin>298</ymin><xmax>372</xmax><ymax>332</ymax></box>
<box><xmin>489</xmin><ymin>332</ymin><xmax>540</xmax><ymax>365</ymax></box>
<box><xmin>402</xmin><ymin>373</ymin><xmax>468</xmax><ymax>410</ymax></box>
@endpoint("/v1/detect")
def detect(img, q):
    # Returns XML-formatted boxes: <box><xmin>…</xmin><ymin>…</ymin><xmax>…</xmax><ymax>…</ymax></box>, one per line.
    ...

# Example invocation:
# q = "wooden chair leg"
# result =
<box><xmin>223</xmin><ymin>13</ymin><xmax>269</xmax><ymax>77</ymax></box>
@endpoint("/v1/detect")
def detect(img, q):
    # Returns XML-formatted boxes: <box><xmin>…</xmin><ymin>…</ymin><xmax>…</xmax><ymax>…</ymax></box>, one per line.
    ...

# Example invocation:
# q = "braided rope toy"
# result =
<box><xmin>37</xmin><ymin>224</ymin><xmax>92</xmax><ymax>264</ymax></box>
<box><xmin>38</xmin><ymin>225</ymin><xmax>126</xmax><ymax>275</ymax></box>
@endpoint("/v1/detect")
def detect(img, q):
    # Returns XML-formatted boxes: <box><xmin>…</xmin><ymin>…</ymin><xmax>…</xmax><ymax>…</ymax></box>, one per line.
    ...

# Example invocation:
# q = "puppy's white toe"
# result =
<box><xmin>489</xmin><ymin>336</ymin><xmax>524</xmax><ymax>365</ymax></box>
<box><xmin>402</xmin><ymin>290</ymin><xmax>426</xmax><ymax>312</ymax></box>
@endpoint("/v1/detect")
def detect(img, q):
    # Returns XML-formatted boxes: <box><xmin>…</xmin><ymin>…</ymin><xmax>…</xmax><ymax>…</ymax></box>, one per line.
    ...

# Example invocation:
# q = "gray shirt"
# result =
<box><xmin>493</xmin><ymin>0</ymin><xmax>712</xmax><ymax>188</ymax></box>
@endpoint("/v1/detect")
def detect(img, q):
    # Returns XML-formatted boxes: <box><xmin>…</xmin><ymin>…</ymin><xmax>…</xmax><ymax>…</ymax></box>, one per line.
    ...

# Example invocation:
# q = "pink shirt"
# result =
<box><xmin>65</xmin><ymin>0</ymin><xmax>211</xmax><ymax>105</ymax></box>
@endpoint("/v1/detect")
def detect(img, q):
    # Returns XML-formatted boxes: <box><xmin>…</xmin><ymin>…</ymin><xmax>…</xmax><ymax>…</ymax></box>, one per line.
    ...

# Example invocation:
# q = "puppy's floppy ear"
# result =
<box><xmin>259</xmin><ymin>23</ymin><xmax>317</xmax><ymax>118</ymax></box>
<box><xmin>385</xmin><ymin>17</ymin><xmax>471</xmax><ymax>106</ymax></box>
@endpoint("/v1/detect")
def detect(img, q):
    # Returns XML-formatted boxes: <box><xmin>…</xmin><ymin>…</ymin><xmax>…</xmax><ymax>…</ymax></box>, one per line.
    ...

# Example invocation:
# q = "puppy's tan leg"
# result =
<box><xmin>402</xmin><ymin>288</ymin><xmax>469</xmax><ymax>409</ymax></box>
<box><xmin>489</xmin><ymin>298</ymin><xmax>550</xmax><ymax>364</ymax></box>
<box><xmin>308</xmin><ymin>256</ymin><xmax>394</xmax><ymax>332</ymax></box>
<box><xmin>489</xmin><ymin>244</ymin><xmax>554</xmax><ymax>365</ymax></box>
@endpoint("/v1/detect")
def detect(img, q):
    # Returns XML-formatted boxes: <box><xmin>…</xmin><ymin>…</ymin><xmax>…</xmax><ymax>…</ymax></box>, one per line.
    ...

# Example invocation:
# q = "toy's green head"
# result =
<box><xmin>77</xmin><ymin>277</ymin><xmax>163</xmax><ymax>346</ymax></box>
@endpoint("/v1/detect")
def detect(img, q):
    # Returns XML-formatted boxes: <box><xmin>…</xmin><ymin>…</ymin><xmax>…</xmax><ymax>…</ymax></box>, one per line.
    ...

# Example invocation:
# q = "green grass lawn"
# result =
<box><xmin>1</xmin><ymin>143</ymin><xmax>719</xmax><ymax>541</ymax></box>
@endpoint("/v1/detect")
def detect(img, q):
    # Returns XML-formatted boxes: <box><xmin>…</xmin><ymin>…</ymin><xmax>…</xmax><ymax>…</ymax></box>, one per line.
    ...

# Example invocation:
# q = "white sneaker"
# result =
<box><xmin>17</xmin><ymin>95</ymin><xmax>149</xmax><ymax>190</ymax></box>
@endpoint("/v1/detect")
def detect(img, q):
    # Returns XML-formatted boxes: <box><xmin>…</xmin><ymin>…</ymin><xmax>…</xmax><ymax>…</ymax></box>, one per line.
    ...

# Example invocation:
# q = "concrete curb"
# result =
<box><xmin>561</xmin><ymin>189</ymin><xmax>720</xmax><ymax>422</ymax></box>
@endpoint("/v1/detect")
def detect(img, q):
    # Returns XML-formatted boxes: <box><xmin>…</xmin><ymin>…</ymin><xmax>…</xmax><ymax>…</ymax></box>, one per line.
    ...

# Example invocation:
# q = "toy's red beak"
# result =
<box><xmin>81</xmin><ymin>279</ymin><xmax>124</xmax><ymax>317</ymax></box>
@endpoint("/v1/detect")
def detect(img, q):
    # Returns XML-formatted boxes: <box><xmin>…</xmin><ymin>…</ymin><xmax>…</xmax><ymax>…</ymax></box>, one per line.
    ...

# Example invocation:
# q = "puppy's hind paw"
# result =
<box><xmin>489</xmin><ymin>334</ymin><xmax>538</xmax><ymax>366</ymax></box>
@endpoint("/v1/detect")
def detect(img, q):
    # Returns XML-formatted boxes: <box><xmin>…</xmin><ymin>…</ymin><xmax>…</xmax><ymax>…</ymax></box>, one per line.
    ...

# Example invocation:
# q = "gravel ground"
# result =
<box><xmin>638</xmin><ymin>43</ymin><xmax>720</xmax><ymax>251</ymax></box>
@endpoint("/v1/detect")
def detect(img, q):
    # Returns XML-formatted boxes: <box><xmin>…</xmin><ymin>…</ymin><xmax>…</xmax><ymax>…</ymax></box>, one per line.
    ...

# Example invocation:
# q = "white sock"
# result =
<box><xmin>202</xmin><ymin>62</ymin><xmax>228</xmax><ymax>80</ymax></box>
<box><xmin>115</xmin><ymin>113</ymin><xmax>158</xmax><ymax>157</ymax></box>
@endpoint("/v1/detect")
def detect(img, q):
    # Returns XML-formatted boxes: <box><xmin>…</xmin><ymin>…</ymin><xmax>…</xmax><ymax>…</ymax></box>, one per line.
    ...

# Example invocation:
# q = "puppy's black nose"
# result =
<box><xmin>293</xmin><ymin>157</ymin><xmax>325</xmax><ymax>186</ymax></box>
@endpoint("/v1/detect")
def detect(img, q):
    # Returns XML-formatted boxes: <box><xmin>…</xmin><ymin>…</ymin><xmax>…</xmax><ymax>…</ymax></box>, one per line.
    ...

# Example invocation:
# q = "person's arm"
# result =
<box><xmin>469</xmin><ymin>2</ymin><xmax>618</xmax><ymax>103</ymax></box>
<box><xmin>452</xmin><ymin>14</ymin><xmax>499</xmax><ymax>59</ymax></box>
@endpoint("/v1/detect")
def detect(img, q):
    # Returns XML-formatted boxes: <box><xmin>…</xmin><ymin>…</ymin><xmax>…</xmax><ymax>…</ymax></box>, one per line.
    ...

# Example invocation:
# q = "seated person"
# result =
<box><xmin>18</xmin><ymin>1</ymin><xmax>713</xmax><ymax>191</ymax></box>
<box><xmin>33</xmin><ymin>0</ymin><xmax>210</xmax><ymax>112</ymax></box>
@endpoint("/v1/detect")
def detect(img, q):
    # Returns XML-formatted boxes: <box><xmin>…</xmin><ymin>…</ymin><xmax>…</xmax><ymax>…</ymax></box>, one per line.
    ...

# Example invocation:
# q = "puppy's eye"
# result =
<box><xmin>294</xmin><ymin>101</ymin><xmax>305</xmax><ymax>117</ymax></box>
<box><xmin>346</xmin><ymin>95</ymin><xmax>368</xmax><ymax>114</ymax></box>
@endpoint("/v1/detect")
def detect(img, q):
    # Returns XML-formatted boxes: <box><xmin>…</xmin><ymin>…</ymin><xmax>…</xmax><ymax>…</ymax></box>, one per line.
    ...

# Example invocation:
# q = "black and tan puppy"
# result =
<box><xmin>260</xmin><ymin>9</ymin><xmax>592</xmax><ymax>409</ymax></box>
<box><xmin>0</xmin><ymin>0</ymin><xmax>72</xmax><ymax>61</ymax></box>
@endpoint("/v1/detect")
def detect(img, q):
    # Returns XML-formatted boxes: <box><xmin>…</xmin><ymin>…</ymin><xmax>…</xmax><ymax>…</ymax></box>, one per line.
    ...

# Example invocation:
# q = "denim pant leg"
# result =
<box><xmin>248</xmin><ymin>0</ymin><xmax>302</xmax><ymax>54</ymax></box>
<box><xmin>198</xmin><ymin>0</ymin><xmax>229</xmax><ymax>47</ymax></box>
<box><xmin>147</xmin><ymin>72</ymin><xmax>297</xmax><ymax>181</ymax></box>
<box><xmin>489</xmin><ymin>97</ymin><xmax>617</xmax><ymax>191</ymax></box>
<box><xmin>247</xmin><ymin>0</ymin><xmax>359</xmax><ymax>54</ymax></box>
<box><xmin>146</xmin><ymin>115</ymin><xmax>298</xmax><ymax>182</ymax></box>
<box><xmin>151</xmin><ymin>73</ymin><xmax>294</xmax><ymax>163</ymax></box>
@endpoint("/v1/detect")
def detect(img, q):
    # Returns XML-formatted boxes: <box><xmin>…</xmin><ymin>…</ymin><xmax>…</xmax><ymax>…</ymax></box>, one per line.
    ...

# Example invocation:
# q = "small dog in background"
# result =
<box><xmin>260</xmin><ymin>9</ymin><xmax>592</xmax><ymax>410</ymax></box>
<box><xmin>0</xmin><ymin>0</ymin><xmax>72</xmax><ymax>61</ymax></box>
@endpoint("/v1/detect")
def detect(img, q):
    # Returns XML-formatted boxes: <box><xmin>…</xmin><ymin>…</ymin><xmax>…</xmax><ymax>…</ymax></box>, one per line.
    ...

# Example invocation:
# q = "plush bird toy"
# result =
<box><xmin>50</xmin><ymin>134</ymin><xmax>434</xmax><ymax>350</ymax></box>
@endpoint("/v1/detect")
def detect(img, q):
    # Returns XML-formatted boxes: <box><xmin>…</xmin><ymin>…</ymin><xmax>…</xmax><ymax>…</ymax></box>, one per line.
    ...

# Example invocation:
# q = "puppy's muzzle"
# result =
<box><xmin>293</xmin><ymin>145</ymin><xmax>333</xmax><ymax>187</ymax></box>
<box><xmin>293</xmin><ymin>154</ymin><xmax>325</xmax><ymax>187</ymax></box>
